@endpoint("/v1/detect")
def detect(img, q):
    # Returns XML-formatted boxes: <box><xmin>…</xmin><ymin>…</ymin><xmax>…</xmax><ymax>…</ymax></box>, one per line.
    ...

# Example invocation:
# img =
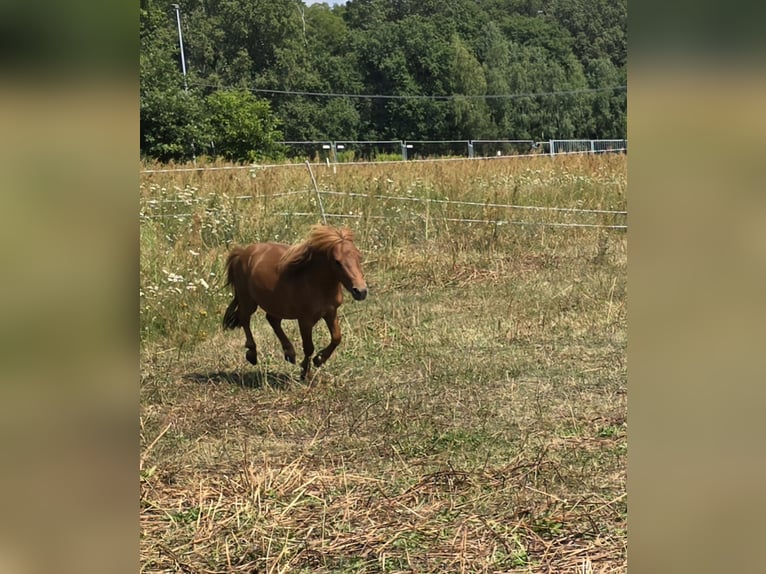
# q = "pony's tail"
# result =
<box><xmin>222</xmin><ymin>298</ymin><xmax>239</xmax><ymax>330</ymax></box>
<box><xmin>222</xmin><ymin>248</ymin><xmax>243</xmax><ymax>330</ymax></box>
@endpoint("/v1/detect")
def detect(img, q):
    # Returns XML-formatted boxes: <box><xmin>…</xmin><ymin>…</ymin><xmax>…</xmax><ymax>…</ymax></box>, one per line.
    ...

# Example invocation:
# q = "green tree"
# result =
<box><xmin>585</xmin><ymin>57</ymin><xmax>626</xmax><ymax>138</ymax></box>
<box><xmin>140</xmin><ymin>88</ymin><xmax>205</xmax><ymax>162</ymax></box>
<box><xmin>140</xmin><ymin>0</ymin><xmax>205</xmax><ymax>161</ymax></box>
<box><xmin>140</xmin><ymin>0</ymin><xmax>627</xmax><ymax>161</ymax></box>
<box><xmin>476</xmin><ymin>22</ymin><xmax>513</xmax><ymax>136</ymax></box>
<box><xmin>316</xmin><ymin>98</ymin><xmax>362</xmax><ymax>140</ymax></box>
<box><xmin>344</xmin><ymin>0</ymin><xmax>393</xmax><ymax>30</ymax></box>
<box><xmin>448</xmin><ymin>36</ymin><xmax>493</xmax><ymax>138</ymax></box>
<box><xmin>204</xmin><ymin>90</ymin><xmax>284</xmax><ymax>163</ymax></box>
<box><xmin>548</xmin><ymin>0</ymin><xmax>627</xmax><ymax>69</ymax></box>
<box><xmin>502</xmin><ymin>42</ymin><xmax>591</xmax><ymax>140</ymax></box>
<box><xmin>350</xmin><ymin>15</ymin><xmax>457</xmax><ymax>139</ymax></box>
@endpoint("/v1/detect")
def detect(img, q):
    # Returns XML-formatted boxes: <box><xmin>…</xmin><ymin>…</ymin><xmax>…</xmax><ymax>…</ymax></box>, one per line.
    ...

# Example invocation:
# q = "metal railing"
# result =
<box><xmin>276</xmin><ymin>139</ymin><xmax>626</xmax><ymax>162</ymax></box>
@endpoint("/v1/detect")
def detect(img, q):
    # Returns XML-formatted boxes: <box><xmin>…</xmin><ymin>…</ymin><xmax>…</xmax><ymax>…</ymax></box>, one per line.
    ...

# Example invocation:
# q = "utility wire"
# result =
<box><xmin>189</xmin><ymin>82</ymin><xmax>626</xmax><ymax>101</ymax></box>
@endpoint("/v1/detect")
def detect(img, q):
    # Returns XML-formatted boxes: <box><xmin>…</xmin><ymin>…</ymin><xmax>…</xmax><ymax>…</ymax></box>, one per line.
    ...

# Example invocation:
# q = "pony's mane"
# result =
<box><xmin>279</xmin><ymin>225</ymin><xmax>354</xmax><ymax>271</ymax></box>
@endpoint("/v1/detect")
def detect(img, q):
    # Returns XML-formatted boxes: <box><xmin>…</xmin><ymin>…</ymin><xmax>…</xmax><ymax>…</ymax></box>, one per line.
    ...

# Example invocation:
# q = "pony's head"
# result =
<box><xmin>326</xmin><ymin>227</ymin><xmax>367</xmax><ymax>301</ymax></box>
<box><xmin>281</xmin><ymin>225</ymin><xmax>368</xmax><ymax>300</ymax></box>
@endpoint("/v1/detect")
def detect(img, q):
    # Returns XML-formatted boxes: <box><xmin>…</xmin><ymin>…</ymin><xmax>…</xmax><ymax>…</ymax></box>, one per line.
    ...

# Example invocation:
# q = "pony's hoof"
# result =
<box><xmin>312</xmin><ymin>354</ymin><xmax>324</xmax><ymax>367</ymax></box>
<box><xmin>285</xmin><ymin>353</ymin><xmax>296</xmax><ymax>364</ymax></box>
<box><xmin>245</xmin><ymin>349</ymin><xmax>258</xmax><ymax>365</ymax></box>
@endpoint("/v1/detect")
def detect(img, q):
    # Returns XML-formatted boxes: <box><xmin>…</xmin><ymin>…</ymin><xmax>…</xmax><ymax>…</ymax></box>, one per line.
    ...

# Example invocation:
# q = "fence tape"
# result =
<box><xmin>278</xmin><ymin>212</ymin><xmax>627</xmax><ymax>230</ymax></box>
<box><xmin>143</xmin><ymin>190</ymin><xmax>624</xmax><ymax>216</ymax></box>
<box><xmin>316</xmin><ymin>190</ymin><xmax>626</xmax><ymax>216</ymax></box>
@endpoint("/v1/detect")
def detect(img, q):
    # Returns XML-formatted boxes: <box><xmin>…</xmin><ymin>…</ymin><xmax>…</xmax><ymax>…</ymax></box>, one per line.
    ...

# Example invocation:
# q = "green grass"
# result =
<box><xmin>140</xmin><ymin>154</ymin><xmax>627</xmax><ymax>573</ymax></box>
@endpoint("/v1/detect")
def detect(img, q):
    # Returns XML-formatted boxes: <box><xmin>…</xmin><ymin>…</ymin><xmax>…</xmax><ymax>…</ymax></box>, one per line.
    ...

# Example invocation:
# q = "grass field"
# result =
<box><xmin>140</xmin><ymin>154</ymin><xmax>627</xmax><ymax>573</ymax></box>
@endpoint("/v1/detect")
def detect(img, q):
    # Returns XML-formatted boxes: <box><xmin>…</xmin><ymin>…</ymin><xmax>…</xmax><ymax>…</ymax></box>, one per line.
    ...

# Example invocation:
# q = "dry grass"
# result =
<box><xmin>140</xmin><ymin>154</ymin><xmax>627</xmax><ymax>573</ymax></box>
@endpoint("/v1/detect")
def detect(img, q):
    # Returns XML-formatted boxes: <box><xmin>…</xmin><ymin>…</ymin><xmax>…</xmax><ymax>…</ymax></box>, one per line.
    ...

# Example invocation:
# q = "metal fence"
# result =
<box><xmin>548</xmin><ymin>139</ymin><xmax>627</xmax><ymax>155</ymax></box>
<box><xmin>277</xmin><ymin>139</ymin><xmax>626</xmax><ymax>162</ymax></box>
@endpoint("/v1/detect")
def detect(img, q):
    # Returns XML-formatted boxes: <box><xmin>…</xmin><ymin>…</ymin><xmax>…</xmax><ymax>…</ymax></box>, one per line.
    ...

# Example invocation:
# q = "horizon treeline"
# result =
<box><xmin>140</xmin><ymin>0</ymin><xmax>626</xmax><ymax>162</ymax></box>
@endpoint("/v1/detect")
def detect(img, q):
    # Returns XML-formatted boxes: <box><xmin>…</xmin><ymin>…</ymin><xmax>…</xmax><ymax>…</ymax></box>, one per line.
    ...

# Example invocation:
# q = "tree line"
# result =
<box><xmin>140</xmin><ymin>0</ymin><xmax>626</xmax><ymax>163</ymax></box>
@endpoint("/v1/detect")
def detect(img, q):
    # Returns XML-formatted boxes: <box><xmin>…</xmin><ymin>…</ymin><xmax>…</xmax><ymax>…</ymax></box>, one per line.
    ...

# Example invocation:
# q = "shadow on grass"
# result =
<box><xmin>183</xmin><ymin>370</ymin><xmax>295</xmax><ymax>390</ymax></box>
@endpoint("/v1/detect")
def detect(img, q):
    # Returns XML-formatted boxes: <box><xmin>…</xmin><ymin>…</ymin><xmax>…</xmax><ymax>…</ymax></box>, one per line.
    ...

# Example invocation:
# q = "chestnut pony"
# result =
<box><xmin>223</xmin><ymin>225</ymin><xmax>368</xmax><ymax>379</ymax></box>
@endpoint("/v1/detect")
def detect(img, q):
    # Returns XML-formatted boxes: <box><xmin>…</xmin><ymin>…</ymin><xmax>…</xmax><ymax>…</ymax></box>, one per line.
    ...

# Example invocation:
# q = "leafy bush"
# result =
<box><xmin>204</xmin><ymin>90</ymin><xmax>285</xmax><ymax>163</ymax></box>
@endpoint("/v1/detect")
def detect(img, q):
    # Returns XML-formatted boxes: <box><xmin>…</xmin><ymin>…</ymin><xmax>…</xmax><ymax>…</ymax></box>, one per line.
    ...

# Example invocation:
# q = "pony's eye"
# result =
<box><xmin>334</xmin><ymin>259</ymin><xmax>342</xmax><ymax>267</ymax></box>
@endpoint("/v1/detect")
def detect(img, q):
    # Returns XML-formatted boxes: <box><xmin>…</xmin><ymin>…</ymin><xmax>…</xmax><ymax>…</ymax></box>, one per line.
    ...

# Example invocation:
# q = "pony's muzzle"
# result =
<box><xmin>351</xmin><ymin>286</ymin><xmax>368</xmax><ymax>301</ymax></box>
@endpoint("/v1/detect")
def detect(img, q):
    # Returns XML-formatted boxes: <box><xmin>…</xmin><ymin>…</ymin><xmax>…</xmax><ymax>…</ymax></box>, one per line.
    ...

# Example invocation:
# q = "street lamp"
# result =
<box><xmin>171</xmin><ymin>4</ymin><xmax>189</xmax><ymax>92</ymax></box>
<box><xmin>171</xmin><ymin>3</ymin><xmax>195</xmax><ymax>162</ymax></box>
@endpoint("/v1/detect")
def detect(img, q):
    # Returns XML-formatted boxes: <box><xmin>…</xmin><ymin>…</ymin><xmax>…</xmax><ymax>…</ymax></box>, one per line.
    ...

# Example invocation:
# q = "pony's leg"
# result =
<box><xmin>297</xmin><ymin>317</ymin><xmax>316</xmax><ymax>379</ymax></box>
<box><xmin>240</xmin><ymin>304</ymin><xmax>258</xmax><ymax>365</ymax></box>
<box><xmin>313</xmin><ymin>309</ymin><xmax>341</xmax><ymax>368</ymax></box>
<box><xmin>265</xmin><ymin>314</ymin><xmax>296</xmax><ymax>364</ymax></box>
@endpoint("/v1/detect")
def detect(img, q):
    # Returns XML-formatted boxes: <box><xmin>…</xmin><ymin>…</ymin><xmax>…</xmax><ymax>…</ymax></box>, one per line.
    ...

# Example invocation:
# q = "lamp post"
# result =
<box><xmin>171</xmin><ymin>4</ymin><xmax>189</xmax><ymax>92</ymax></box>
<box><xmin>170</xmin><ymin>4</ymin><xmax>198</xmax><ymax>162</ymax></box>
<box><xmin>171</xmin><ymin>4</ymin><xmax>196</xmax><ymax>162</ymax></box>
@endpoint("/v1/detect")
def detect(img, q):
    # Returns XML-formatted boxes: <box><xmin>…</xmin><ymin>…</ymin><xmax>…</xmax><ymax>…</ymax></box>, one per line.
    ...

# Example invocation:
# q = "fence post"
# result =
<box><xmin>549</xmin><ymin>139</ymin><xmax>555</xmax><ymax>157</ymax></box>
<box><xmin>467</xmin><ymin>141</ymin><xmax>474</xmax><ymax>159</ymax></box>
<box><xmin>401</xmin><ymin>141</ymin><xmax>413</xmax><ymax>161</ymax></box>
<box><xmin>304</xmin><ymin>161</ymin><xmax>327</xmax><ymax>224</ymax></box>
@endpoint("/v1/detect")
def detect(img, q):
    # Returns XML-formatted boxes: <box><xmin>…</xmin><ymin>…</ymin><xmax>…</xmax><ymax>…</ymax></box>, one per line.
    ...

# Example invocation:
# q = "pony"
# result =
<box><xmin>223</xmin><ymin>224</ymin><xmax>368</xmax><ymax>379</ymax></box>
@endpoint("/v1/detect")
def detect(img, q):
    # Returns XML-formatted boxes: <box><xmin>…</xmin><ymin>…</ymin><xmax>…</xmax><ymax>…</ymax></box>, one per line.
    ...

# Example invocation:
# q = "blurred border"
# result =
<box><xmin>0</xmin><ymin>0</ymin><xmax>137</xmax><ymax>572</ymax></box>
<box><xmin>3</xmin><ymin>0</ymin><xmax>766</xmax><ymax>571</ymax></box>
<box><xmin>630</xmin><ymin>3</ymin><xmax>766</xmax><ymax>573</ymax></box>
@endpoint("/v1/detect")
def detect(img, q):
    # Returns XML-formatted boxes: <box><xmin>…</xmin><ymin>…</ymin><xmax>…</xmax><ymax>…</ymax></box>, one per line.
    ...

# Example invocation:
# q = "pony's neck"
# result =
<box><xmin>306</xmin><ymin>250</ymin><xmax>335</xmax><ymax>276</ymax></box>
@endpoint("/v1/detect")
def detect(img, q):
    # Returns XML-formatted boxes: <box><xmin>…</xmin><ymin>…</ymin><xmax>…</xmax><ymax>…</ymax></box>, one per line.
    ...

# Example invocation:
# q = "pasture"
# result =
<box><xmin>140</xmin><ymin>154</ymin><xmax>627</xmax><ymax>573</ymax></box>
